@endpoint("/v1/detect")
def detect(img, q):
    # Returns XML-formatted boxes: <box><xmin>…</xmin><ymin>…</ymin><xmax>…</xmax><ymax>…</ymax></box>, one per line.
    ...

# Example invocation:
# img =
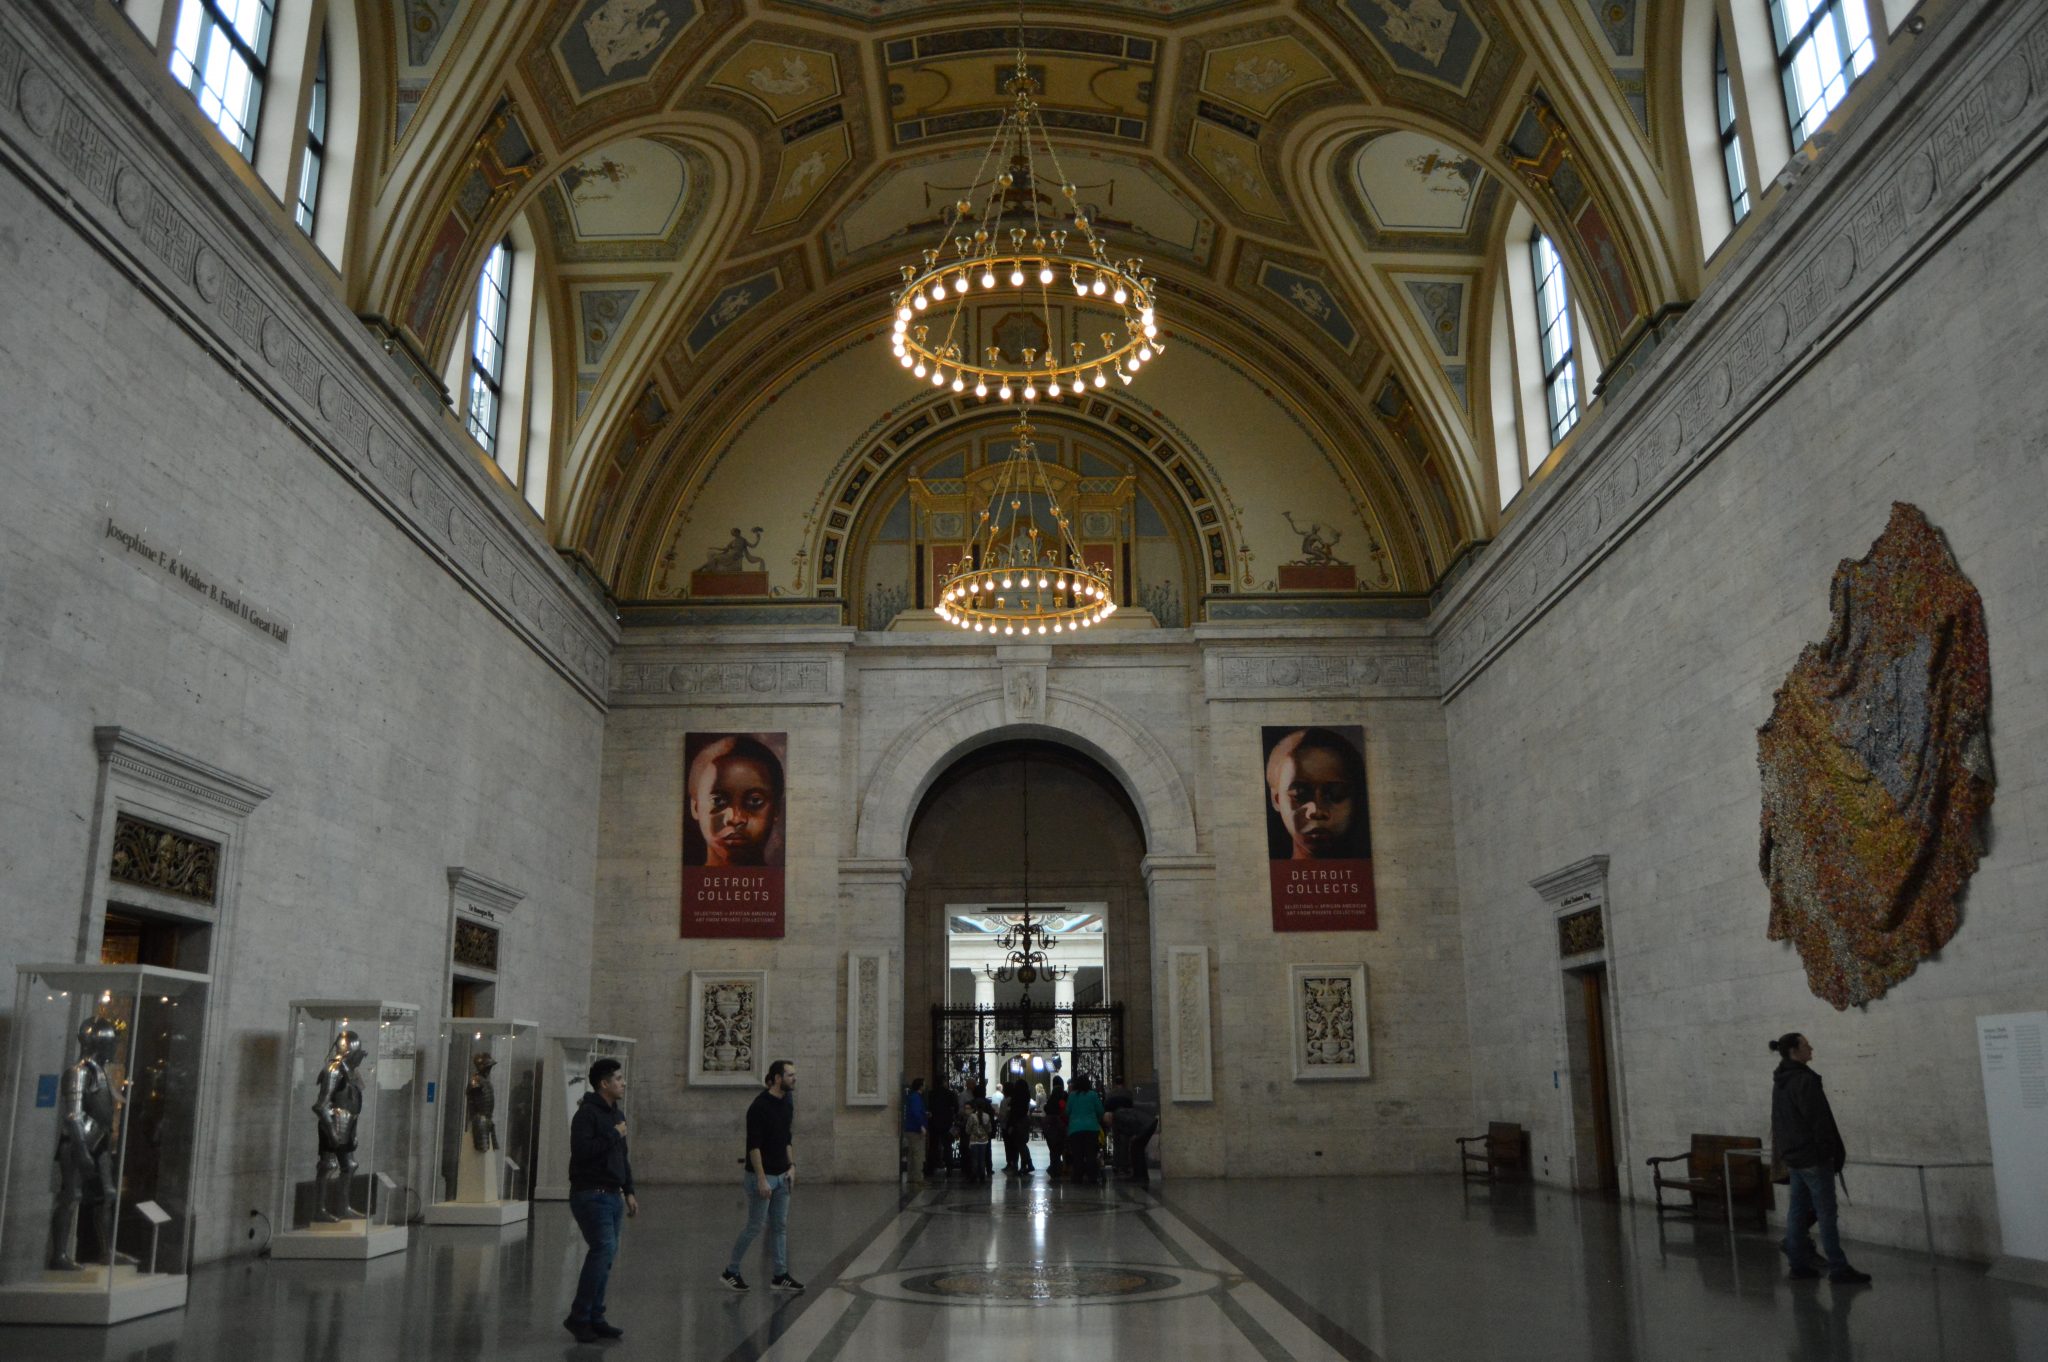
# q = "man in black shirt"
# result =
<box><xmin>563</xmin><ymin>1058</ymin><xmax>637</xmax><ymax>1343</ymax></box>
<box><xmin>721</xmin><ymin>1059</ymin><xmax>803</xmax><ymax>1293</ymax></box>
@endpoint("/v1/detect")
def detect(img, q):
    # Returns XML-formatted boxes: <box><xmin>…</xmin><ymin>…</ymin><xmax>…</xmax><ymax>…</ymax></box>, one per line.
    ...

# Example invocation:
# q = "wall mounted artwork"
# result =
<box><xmin>1167</xmin><ymin>946</ymin><xmax>1214</xmax><ymax>1102</ymax></box>
<box><xmin>1290</xmin><ymin>963</ymin><xmax>1369</xmax><ymax>1081</ymax></box>
<box><xmin>688</xmin><ymin>970</ymin><xmax>765</xmax><ymax>1086</ymax></box>
<box><xmin>1262</xmin><ymin>726</ymin><xmax>1377</xmax><ymax>930</ymax></box>
<box><xmin>1758</xmin><ymin>503</ymin><xmax>1993</xmax><ymax>1010</ymax></box>
<box><xmin>845</xmin><ymin>950</ymin><xmax>888</xmax><ymax>1106</ymax></box>
<box><xmin>681</xmin><ymin>732</ymin><xmax>787</xmax><ymax>937</ymax></box>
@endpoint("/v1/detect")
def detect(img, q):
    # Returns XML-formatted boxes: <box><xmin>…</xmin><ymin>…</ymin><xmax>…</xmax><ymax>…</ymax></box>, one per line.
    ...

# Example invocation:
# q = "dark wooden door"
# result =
<box><xmin>1582</xmin><ymin>969</ymin><xmax>1619</xmax><ymax>1193</ymax></box>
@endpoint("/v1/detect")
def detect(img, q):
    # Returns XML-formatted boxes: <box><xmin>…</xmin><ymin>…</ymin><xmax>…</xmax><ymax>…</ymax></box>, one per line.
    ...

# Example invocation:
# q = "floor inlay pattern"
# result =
<box><xmin>855</xmin><ymin>1260</ymin><xmax>1222</xmax><ymax>1305</ymax></box>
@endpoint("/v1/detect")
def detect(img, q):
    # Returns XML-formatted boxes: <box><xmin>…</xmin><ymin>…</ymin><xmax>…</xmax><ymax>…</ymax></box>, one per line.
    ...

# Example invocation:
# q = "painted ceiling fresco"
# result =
<box><xmin>361</xmin><ymin>0</ymin><xmax>1686</xmax><ymax>599</ymax></box>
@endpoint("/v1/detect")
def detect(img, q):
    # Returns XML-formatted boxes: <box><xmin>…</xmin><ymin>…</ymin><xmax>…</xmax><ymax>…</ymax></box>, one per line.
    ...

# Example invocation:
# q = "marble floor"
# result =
<box><xmin>6</xmin><ymin>1174</ymin><xmax>2044</xmax><ymax>1361</ymax></box>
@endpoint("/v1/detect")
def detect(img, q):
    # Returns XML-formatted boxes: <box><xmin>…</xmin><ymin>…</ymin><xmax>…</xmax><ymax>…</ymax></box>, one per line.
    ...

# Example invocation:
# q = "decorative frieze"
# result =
<box><xmin>612</xmin><ymin>657</ymin><xmax>837</xmax><ymax>701</ymax></box>
<box><xmin>1167</xmin><ymin>946</ymin><xmax>1214</xmax><ymax>1103</ymax></box>
<box><xmin>1557</xmin><ymin>907</ymin><xmax>1603</xmax><ymax>958</ymax></box>
<box><xmin>453</xmin><ymin>919</ymin><xmax>501</xmax><ymax>972</ymax></box>
<box><xmin>109</xmin><ymin>813</ymin><xmax>219</xmax><ymax>903</ymax></box>
<box><xmin>1208</xmin><ymin>650</ymin><xmax>1437</xmax><ymax>699</ymax></box>
<box><xmin>0</xmin><ymin>5</ymin><xmax>615</xmax><ymax>705</ymax></box>
<box><xmin>845</xmin><ymin>951</ymin><xmax>888</xmax><ymax>1106</ymax></box>
<box><xmin>1434</xmin><ymin>0</ymin><xmax>2048</xmax><ymax>697</ymax></box>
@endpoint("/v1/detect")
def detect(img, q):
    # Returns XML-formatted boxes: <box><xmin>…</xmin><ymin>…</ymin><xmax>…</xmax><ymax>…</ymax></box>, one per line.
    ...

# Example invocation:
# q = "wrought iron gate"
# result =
<box><xmin>930</xmin><ymin>1001</ymin><xmax>1124</xmax><ymax>1089</ymax></box>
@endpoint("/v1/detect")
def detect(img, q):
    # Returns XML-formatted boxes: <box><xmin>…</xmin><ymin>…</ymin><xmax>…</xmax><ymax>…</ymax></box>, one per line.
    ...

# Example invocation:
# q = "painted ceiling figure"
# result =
<box><xmin>1283</xmin><ymin>511</ymin><xmax>1349</xmax><ymax>567</ymax></box>
<box><xmin>700</xmin><ymin>527</ymin><xmax>765</xmax><ymax>573</ymax></box>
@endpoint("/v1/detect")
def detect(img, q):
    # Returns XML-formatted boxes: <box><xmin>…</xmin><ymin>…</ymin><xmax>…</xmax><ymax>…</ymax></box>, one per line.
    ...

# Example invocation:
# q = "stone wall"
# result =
<box><xmin>0</xmin><ymin>7</ymin><xmax>612</xmax><ymax>1263</ymax></box>
<box><xmin>1435</xmin><ymin>0</ymin><xmax>2048</xmax><ymax>1260</ymax></box>
<box><xmin>596</xmin><ymin>626</ymin><xmax>1470</xmax><ymax>1181</ymax></box>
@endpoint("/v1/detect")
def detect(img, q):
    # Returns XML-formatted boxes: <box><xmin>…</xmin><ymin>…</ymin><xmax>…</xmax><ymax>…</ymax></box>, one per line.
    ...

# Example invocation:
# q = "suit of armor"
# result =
<box><xmin>49</xmin><ymin>1017</ymin><xmax>122</xmax><ymax>1270</ymax></box>
<box><xmin>312</xmin><ymin>1030</ymin><xmax>366</xmax><ymax>1222</ymax></box>
<box><xmin>465</xmin><ymin>1051</ymin><xmax>498</xmax><ymax>1152</ymax></box>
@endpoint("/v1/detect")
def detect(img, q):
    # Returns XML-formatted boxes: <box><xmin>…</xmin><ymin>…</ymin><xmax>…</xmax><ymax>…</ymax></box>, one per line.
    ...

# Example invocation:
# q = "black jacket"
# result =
<box><xmin>569</xmin><ymin>1091</ymin><xmax>635</xmax><ymax>1194</ymax></box>
<box><xmin>1771</xmin><ymin>1060</ymin><xmax>1846</xmax><ymax>1172</ymax></box>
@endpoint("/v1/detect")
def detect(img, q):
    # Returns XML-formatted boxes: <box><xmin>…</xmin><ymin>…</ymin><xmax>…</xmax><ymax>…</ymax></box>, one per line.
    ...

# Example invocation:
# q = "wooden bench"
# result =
<box><xmin>1457</xmin><ymin>1122</ymin><xmax>1529</xmax><ymax>1184</ymax></box>
<box><xmin>1646</xmin><ymin>1134</ymin><xmax>1771</xmax><ymax>1227</ymax></box>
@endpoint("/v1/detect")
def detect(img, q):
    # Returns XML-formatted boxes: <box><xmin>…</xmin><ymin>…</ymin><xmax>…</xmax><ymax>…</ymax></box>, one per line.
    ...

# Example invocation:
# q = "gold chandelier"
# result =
<box><xmin>889</xmin><ymin>35</ymin><xmax>1163</xmax><ymax>403</ymax></box>
<box><xmin>935</xmin><ymin>415</ymin><xmax>1118</xmax><ymax>635</ymax></box>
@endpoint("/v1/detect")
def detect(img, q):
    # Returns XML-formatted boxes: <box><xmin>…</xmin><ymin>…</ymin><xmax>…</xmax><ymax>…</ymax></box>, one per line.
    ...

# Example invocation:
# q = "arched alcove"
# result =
<box><xmin>899</xmin><ymin>740</ymin><xmax>1154</xmax><ymax>1091</ymax></box>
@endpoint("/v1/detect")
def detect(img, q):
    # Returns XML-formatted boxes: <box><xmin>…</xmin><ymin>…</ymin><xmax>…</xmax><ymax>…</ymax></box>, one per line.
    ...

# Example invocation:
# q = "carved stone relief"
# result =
<box><xmin>688</xmin><ymin>970</ymin><xmax>765</xmax><ymax>1086</ymax></box>
<box><xmin>1290</xmin><ymin>963</ymin><xmax>1370</xmax><ymax>1081</ymax></box>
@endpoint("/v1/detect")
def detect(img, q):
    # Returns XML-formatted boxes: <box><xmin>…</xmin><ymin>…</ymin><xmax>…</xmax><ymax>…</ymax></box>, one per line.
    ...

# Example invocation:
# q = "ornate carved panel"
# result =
<box><xmin>109</xmin><ymin>813</ymin><xmax>219</xmax><ymax>902</ymax></box>
<box><xmin>846</xmin><ymin>950</ymin><xmax>888</xmax><ymax>1105</ymax></box>
<box><xmin>1167</xmin><ymin>946</ymin><xmax>1213</xmax><ymax>1102</ymax></box>
<box><xmin>1289</xmin><ymin>963</ymin><xmax>1370</xmax><ymax>1081</ymax></box>
<box><xmin>1557</xmin><ymin>907</ymin><xmax>1603</xmax><ymax>958</ymax></box>
<box><xmin>453</xmin><ymin>919</ymin><xmax>501</xmax><ymax>972</ymax></box>
<box><xmin>688</xmin><ymin>970</ymin><xmax>766</xmax><ymax>1086</ymax></box>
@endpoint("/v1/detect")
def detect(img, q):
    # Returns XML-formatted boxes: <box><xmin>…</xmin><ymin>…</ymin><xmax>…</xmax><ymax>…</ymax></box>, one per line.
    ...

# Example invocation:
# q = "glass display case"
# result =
<box><xmin>423</xmin><ymin>1019</ymin><xmax>539</xmax><ymax>1226</ymax></box>
<box><xmin>271</xmin><ymin>999</ymin><xmax>418</xmax><ymax>1260</ymax></box>
<box><xmin>0</xmin><ymin>964</ymin><xmax>210</xmax><ymax>1325</ymax></box>
<box><xmin>534</xmin><ymin>1034</ymin><xmax>635</xmax><ymax>1201</ymax></box>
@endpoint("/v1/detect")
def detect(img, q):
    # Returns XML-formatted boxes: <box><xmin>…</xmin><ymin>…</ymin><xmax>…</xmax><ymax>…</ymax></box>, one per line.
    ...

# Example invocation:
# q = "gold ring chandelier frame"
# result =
<box><xmin>888</xmin><ymin>46</ymin><xmax>1164</xmax><ymax>404</ymax></box>
<box><xmin>933</xmin><ymin>415</ymin><xmax>1119</xmax><ymax>636</ymax></box>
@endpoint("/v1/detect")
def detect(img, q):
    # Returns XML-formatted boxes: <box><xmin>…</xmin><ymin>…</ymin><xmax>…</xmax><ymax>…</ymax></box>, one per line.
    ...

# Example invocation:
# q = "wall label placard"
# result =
<box><xmin>103</xmin><ymin>517</ymin><xmax>291</xmax><ymax>643</ymax></box>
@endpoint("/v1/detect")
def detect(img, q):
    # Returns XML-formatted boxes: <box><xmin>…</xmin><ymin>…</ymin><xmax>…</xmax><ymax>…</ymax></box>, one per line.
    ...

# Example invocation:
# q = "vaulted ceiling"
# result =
<box><xmin>346</xmin><ymin>1</ymin><xmax>1703</xmax><ymax>601</ymax></box>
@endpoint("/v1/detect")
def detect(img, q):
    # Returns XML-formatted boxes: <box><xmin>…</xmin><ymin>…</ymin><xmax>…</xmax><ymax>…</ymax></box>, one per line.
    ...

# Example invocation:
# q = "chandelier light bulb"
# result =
<box><xmin>982</xmin><ymin>270</ymin><xmax>997</xmax><ymax>289</ymax></box>
<box><xmin>900</xmin><ymin>353</ymin><xmax>915</xmax><ymax>368</ymax></box>
<box><xmin>1009</xmin><ymin>268</ymin><xmax>1025</xmax><ymax>286</ymax></box>
<box><xmin>1038</xmin><ymin>266</ymin><xmax>1054</xmax><ymax>284</ymax></box>
<box><xmin>914</xmin><ymin>293</ymin><xmax>928</xmax><ymax>311</ymax></box>
<box><xmin>976</xmin><ymin>381</ymin><xmax>989</xmax><ymax>398</ymax></box>
<box><xmin>1002</xmin><ymin>576</ymin><xmax>1014</xmax><ymax>589</ymax></box>
<box><xmin>931</xmin><ymin>282</ymin><xmax>946</xmax><ymax>300</ymax></box>
<box><xmin>1005</xmin><ymin>624</ymin><xmax>1015</xmax><ymax>636</ymax></box>
<box><xmin>1091</xmin><ymin>277</ymin><xmax>1107</xmax><ymax>296</ymax></box>
<box><xmin>897</xmin><ymin>306</ymin><xmax>912</xmax><ymax>322</ymax></box>
<box><xmin>932</xmin><ymin>369</ymin><xmax>946</xmax><ymax>386</ymax></box>
<box><xmin>1071</xmin><ymin>377</ymin><xmax>1084</xmax><ymax>395</ymax></box>
<box><xmin>1113</xmin><ymin>286</ymin><xmax>1128</xmax><ymax>304</ymax></box>
<box><xmin>955</xmin><ymin>272</ymin><xmax>969</xmax><ymax>292</ymax></box>
<box><xmin>1023</xmin><ymin>384</ymin><xmax>1036</xmax><ymax>401</ymax></box>
<box><xmin>953</xmin><ymin>376</ymin><xmax>966</xmax><ymax>392</ymax></box>
<box><xmin>1139</xmin><ymin>346</ymin><xmax>1153</xmax><ymax>362</ymax></box>
<box><xmin>999</xmin><ymin>384</ymin><xmax>1012</xmax><ymax>400</ymax></box>
<box><xmin>914</xmin><ymin>361</ymin><xmax>927</xmax><ymax>377</ymax></box>
<box><xmin>1143</xmin><ymin>322</ymin><xmax>1158</xmax><ymax>339</ymax></box>
<box><xmin>1038</xmin><ymin>624</ymin><xmax>1047</xmax><ymax>635</ymax></box>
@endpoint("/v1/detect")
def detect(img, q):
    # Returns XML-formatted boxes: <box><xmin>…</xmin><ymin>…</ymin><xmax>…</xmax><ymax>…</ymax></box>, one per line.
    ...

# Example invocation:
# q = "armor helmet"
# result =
<box><xmin>77</xmin><ymin>1015</ymin><xmax>120</xmax><ymax>1063</ymax></box>
<box><xmin>330</xmin><ymin>1029</ymin><xmax>366</xmax><ymax>1070</ymax></box>
<box><xmin>471</xmin><ymin>1051</ymin><xmax>497</xmax><ymax>1075</ymax></box>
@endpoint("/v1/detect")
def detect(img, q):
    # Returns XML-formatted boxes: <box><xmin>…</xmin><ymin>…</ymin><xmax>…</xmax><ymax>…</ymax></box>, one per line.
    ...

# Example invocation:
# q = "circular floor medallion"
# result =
<box><xmin>856</xmin><ymin>1260</ymin><xmax>1224</xmax><ymax>1307</ymax></box>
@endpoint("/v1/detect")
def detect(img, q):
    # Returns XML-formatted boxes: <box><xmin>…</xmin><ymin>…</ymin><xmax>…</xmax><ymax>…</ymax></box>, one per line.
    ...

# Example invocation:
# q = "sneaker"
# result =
<box><xmin>720</xmin><ymin>1269</ymin><xmax>750</xmax><ymax>1292</ymax></box>
<box><xmin>1829</xmin><ymin>1268</ymin><xmax>1873</xmax><ymax>1285</ymax></box>
<box><xmin>590</xmin><ymin>1320</ymin><xmax>625</xmax><ymax>1339</ymax></box>
<box><xmin>770</xmin><ymin>1273</ymin><xmax>806</xmax><ymax>1292</ymax></box>
<box><xmin>1787</xmin><ymin>1266</ymin><xmax>1822</xmax><ymax>1280</ymax></box>
<box><xmin>563</xmin><ymin>1317</ymin><xmax>601</xmax><ymax>1343</ymax></box>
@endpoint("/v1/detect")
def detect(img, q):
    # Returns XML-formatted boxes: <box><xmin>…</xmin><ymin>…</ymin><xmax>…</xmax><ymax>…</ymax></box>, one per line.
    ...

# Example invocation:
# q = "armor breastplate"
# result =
<box><xmin>66</xmin><ymin>1061</ymin><xmax>114</xmax><ymax>1154</ymax></box>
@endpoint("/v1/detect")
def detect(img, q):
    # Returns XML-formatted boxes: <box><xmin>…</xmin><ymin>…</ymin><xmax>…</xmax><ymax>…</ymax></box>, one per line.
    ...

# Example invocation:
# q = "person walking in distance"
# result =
<box><xmin>903</xmin><ymin>1078</ymin><xmax>928</xmax><ymax>1185</ymax></box>
<box><xmin>722</xmin><ymin>1060</ymin><xmax>804</xmax><ymax>1293</ymax></box>
<box><xmin>1065</xmin><ymin>1073</ymin><xmax>1107</xmax><ymax>1183</ymax></box>
<box><xmin>1770</xmin><ymin>1033</ymin><xmax>1872</xmax><ymax>1285</ymax></box>
<box><xmin>563</xmin><ymin>1059</ymin><xmax>637</xmax><ymax>1344</ymax></box>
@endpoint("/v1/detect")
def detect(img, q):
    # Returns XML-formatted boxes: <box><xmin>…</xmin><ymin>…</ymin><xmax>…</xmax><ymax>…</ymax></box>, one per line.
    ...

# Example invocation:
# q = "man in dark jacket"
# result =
<box><xmin>564</xmin><ymin>1058</ymin><xmax>638</xmax><ymax>1342</ymax></box>
<box><xmin>1770</xmin><ymin>1033</ymin><xmax>1870</xmax><ymax>1285</ymax></box>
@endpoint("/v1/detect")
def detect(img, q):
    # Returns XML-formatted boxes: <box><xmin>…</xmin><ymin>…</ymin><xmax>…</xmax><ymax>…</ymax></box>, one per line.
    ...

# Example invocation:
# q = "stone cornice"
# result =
<box><xmin>1529</xmin><ymin>855</ymin><xmax>1610</xmax><ymax>907</ymax></box>
<box><xmin>0</xmin><ymin>7</ymin><xmax>618</xmax><ymax>707</ymax></box>
<box><xmin>1431</xmin><ymin>0</ymin><xmax>2048</xmax><ymax>699</ymax></box>
<box><xmin>447</xmin><ymin>867</ymin><xmax>526</xmax><ymax>915</ymax></box>
<box><xmin>93</xmin><ymin>726</ymin><xmax>271</xmax><ymax>818</ymax></box>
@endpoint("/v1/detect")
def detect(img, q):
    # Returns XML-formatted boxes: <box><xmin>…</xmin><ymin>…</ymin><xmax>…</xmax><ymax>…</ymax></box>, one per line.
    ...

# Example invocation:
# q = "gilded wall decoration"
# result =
<box><xmin>453</xmin><ymin>919</ymin><xmax>502</xmax><ymax>972</ymax></box>
<box><xmin>687</xmin><ymin>970</ymin><xmax>765</xmax><ymax>1085</ymax></box>
<box><xmin>1290</xmin><ymin>963</ymin><xmax>1369</xmax><ymax>1080</ymax></box>
<box><xmin>1758</xmin><ymin>504</ymin><xmax>1993</xmax><ymax>1010</ymax></box>
<box><xmin>1556</xmin><ymin>907</ymin><xmax>1602</xmax><ymax>957</ymax></box>
<box><xmin>109</xmin><ymin>814</ymin><xmax>219</xmax><ymax>903</ymax></box>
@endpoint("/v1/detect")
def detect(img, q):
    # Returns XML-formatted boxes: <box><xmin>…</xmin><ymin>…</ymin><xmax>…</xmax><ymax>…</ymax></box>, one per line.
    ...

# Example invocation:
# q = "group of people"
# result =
<box><xmin>560</xmin><ymin>1057</ymin><xmax>806</xmax><ymax>1345</ymax></box>
<box><xmin>902</xmin><ymin>1071</ymin><xmax>1157</xmax><ymax>1186</ymax></box>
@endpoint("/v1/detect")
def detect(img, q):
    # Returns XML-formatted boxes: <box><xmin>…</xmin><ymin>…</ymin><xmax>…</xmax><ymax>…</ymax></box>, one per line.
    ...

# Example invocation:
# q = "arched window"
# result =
<box><xmin>1715</xmin><ymin>29</ymin><xmax>1752</xmax><ymax>224</ymax></box>
<box><xmin>1770</xmin><ymin>0</ymin><xmax>1875</xmax><ymax>147</ymax></box>
<box><xmin>464</xmin><ymin>241</ymin><xmax>514</xmax><ymax>457</ymax></box>
<box><xmin>169</xmin><ymin>0</ymin><xmax>274</xmax><ymax>161</ymax></box>
<box><xmin>1529</xmin><ymin>232</ymin><xmax>1579</xmax><ymax>446</ymax></box>
<box><xmin>293</xmin><ymin>33</ymin><xmax>326</xmax><ymax>236</ymax></box>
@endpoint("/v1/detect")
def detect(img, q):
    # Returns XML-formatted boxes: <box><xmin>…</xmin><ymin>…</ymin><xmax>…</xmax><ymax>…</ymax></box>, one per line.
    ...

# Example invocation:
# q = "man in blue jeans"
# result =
<box><xmin>722</xmin><ymin>1059</ymin><xmax>803</xmax><ymax>1292</ymax></box>
<box><xmin>564</xmin><ymin>1058</ymin><xmax>638</xmax><ymax>1342</ymax></box>
<box><xmin>1770</xmin><ymin>1032</ymin><xmax>1871</xmax><ymax>1286</ymax></box>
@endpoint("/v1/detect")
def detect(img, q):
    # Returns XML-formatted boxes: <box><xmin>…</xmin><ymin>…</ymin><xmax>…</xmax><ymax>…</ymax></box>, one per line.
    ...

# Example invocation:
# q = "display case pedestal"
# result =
<box><xmin>424</xmin><ymin>1018</ymin><xmax>539</xmax><ymax>1227</ymax></box>
<box><xmin>271</xmin><ymin>1221</ymin><xmax>410</xmax><ymax>1260</ymax></box>
<box><xmin>0</xmin><ymin>1266</ymin><xmax>187</xmax><ymax>1326</ymax></box>
<box><xmin>535</xmin><ymin>1033</ymin><xmax>636</xmax><ymax>1200</ymax></box>
<box><xmin>423</xmin><ymin>1144</ymin><xmax>528</xmax><ymax>1226</ymax></box>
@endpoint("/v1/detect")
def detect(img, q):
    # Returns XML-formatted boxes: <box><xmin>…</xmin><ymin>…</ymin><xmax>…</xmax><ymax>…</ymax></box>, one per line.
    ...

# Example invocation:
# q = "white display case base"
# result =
<box><xmin>423</xmin><ymin>1199</ymin><xmax>529</xmax><ymax>1226</ymax></box>
<box><xmin>270</xmin><ymin>1222</ymin><xmax>409</xmax><ymax>1260</ymax></box>
<box><xmin>0</xmin><ymin>1265</ymin><xmax>188</xmax><ymax>1324</ymax></box>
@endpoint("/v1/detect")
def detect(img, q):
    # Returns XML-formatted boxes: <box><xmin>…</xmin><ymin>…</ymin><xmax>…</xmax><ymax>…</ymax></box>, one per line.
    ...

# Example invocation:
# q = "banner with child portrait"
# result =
<box><xmin>681</xmin><ymin>731</ymin><xmax>787</xmax><ymax>938</ymax></box>
<box><xmin>1261</xmin><ymin>725</ymin><xmax>1377</xmax><ymax>932</ymax></box>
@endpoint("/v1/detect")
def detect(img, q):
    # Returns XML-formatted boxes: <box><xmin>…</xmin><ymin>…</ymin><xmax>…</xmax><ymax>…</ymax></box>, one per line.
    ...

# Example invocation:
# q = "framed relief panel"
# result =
<box><xmin>1166</xmin><ymin>946</ymin><xmax>1214</xmax><ymax>1102</ymax></box>
<box><xmin>1289</xmin><ymin>963</ymin><xmax>1369</xmax><ymax>1081</ymax></box>
<box><xmin>845</xmin><ymin>950</ymin><xmax>889</xmax><ymax>1106</ymax></box>
<box><xmin>688</xmin><ymin>971</ymin><xmax>766</xmax><ymax>1087</ymax></box>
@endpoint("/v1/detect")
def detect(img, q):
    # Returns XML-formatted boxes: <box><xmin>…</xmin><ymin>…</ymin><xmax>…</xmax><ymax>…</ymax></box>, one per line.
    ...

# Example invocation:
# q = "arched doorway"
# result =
<box><xmin>899</xmin><ymin>740</ymin><xmax>1154</xmax><ymax>1098</ymax></box>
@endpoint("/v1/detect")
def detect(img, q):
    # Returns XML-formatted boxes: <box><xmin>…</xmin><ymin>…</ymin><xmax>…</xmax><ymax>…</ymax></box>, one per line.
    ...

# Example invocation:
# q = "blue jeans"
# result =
<box><xmin>1783</xmin><ymin>1167</ymin><xmax>1850</xmax><ymax>1273</ymax></box>
<box><xmin>568</xmin><ymin>1189</ymin><xmax>624</xmax><ymax>1324</ymax></box>
<box><xmin>727</xmin><ymin>1172</ymin><xmax>790</xmax><ymax>1276</ymax></box>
